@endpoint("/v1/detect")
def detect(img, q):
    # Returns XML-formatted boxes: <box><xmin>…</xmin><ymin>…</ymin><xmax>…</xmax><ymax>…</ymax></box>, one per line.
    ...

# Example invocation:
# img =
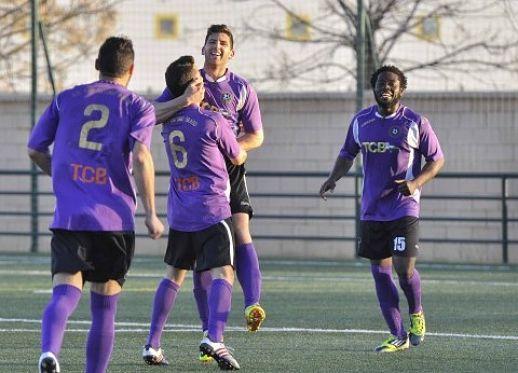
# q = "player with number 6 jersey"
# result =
<box><xmin>142</xmin><ymin>56</ymin><xmax>245</xmax><ymax>371</ymax></box>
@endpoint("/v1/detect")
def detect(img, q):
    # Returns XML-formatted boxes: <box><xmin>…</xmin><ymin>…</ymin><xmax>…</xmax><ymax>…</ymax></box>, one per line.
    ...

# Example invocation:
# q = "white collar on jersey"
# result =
<box><xmin>375</xmin><ymin>107</ymin><xmax>400</xmax><ymax>119</ymax></box>
<box><xmin>203</xmin><ymin>69</ymin><xmax>229</xmax><ymax>83</ymax></box>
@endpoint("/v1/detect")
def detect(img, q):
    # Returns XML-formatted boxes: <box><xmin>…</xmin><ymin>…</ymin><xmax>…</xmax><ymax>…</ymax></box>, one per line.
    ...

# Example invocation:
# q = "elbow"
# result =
<box><xmin>28</xmin><ymin>147</ymin><xmax>41</xmax><ymax>162</ymax></box>
<box><xmin>230</xmin><ymin>150</ymin><xmax>247</xmax><ymax>166</ymax></box>
<box><xmin>255</xmin><ymin>131</ymin><xmax>264</xmax><ymax>147</ymax></box>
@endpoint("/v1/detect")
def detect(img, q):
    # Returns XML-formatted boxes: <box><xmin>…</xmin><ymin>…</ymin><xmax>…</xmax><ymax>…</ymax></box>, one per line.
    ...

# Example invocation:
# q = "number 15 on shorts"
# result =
<box><xmin>393</xmin><ymin>237</ymin><xmax>406</xmax><ymax>252</ymax></box>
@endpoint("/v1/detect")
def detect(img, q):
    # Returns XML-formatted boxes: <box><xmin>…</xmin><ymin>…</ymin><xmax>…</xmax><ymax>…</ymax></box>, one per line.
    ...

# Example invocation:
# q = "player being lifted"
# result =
<box><xmin>28</xmin><ymin>36</ymin><xmax>164</xmax><ymax>373</ymax></box>
<box><xmin>153</xmin><ymin>24</ymin><xmax>266</xmax><ymax>349</ymax></box>
<box><xmin>319</xmin><ymin>65</ymin><xmax>444</xmax><ymax>352</ymax></box>
<box><xmin>142</xmin><ymin>55</ymin><xmax>246</xmax><ymax>370</ymax></box>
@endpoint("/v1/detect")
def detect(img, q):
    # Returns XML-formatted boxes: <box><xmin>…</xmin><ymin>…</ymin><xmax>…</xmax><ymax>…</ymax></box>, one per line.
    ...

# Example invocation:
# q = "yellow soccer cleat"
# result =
<box><xmin>409</xmin><ymin>310</ymin><xmax>426</xmax><ymax>346</ymax></box>
<box><xmin>244</xmin><ymin>304</ymin><xmax>266</xmax><ymax>332</ymax></box>
<box><xmin>198</xmin><ymin>351</ymin><xmax>214</xmax><ymax>364</ymax></box>
<box><xmin>375</xmin><ymin>335</ymin><xmax>410</xmax><ymax>353</ymax></box>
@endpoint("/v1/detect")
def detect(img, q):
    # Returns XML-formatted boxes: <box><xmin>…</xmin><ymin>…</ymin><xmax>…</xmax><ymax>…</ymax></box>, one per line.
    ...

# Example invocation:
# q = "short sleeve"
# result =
<box><xmin>155</xmin><ymin>87</ymin><xmax>173</xmax><ymax>103</ymax></box>
<box><xmin>130</xmin><ymin>96</ymin><xmax>156</xmax><ymax>149</ymax></box>
<box><xmin>27</xmin><ymin>97</ymin><xmax>60</xmax><ymax>152</ymax></box>
<box><xmin>338</xmin><ymin>117</ymin><xmax>360</xmax><ymax>160</ymax></box>
<box><xmin>419</xmin><ymin>117</ymin><xmax>444</xmax><ymax>162</ymax></box>
<box><xmin>215</xmin><ymin>115</ymin><xmax>241</xmax><ymax>159</ymax></box>
<box><xmin>239</xmin><ymin>83</ymin><xmax>263</xmax><ymax>133</ymax></box>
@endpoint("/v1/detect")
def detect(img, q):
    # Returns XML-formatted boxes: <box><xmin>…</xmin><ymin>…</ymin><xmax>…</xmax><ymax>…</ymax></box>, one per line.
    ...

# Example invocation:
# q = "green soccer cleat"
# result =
<box><xmin>198</xmin><ymin>331</ymin><xmax>214</xmax><ymax>364</ymax></box>
<box><xmin>199</xmin><ymin>351</ymin><xmax>214</xmax><ymax>364</ymax></box>
<box><xmin>375</xmin><ymin>335</ymin><xmax>410</xmax><ymax>353</ymax></box>
<box><xmin>244</xmin><ymin>304</ymin><xmax>266</xmax><ymax>332</ymax></box>
<box><xmin>409</xmin><ymin>310</ymin><xmax>426</xmax><ymax>346</ymax></box>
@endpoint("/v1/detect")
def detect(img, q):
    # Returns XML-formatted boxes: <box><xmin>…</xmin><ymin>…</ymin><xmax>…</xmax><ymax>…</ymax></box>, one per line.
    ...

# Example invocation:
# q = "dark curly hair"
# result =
<box><xmin>370</xmin><ymin>65</ymin><xmax>407</xmax><ymax>90</ymax></box>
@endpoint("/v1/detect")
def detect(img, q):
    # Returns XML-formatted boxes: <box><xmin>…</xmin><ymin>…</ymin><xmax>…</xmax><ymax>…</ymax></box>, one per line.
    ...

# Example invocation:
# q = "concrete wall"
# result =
<box><xmin>1</xmin><ymin>92</ymin><xmax>517</xmax><ymax>263</ymax></box>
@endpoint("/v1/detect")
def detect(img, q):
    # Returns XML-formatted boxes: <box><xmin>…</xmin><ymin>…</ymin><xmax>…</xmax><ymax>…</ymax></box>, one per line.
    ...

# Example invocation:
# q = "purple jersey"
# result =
<box><xmin>339</xmin><ymin>105</ymin><xmax>443</xmax><ymax>221</ymax></box>
<box><xmin>27</xmin><ymin>80</ymin><xmax>155</xmax><ymax>231</ymax></box>
<box><xmin>162</xmin><ymin>105</ymin><xmax>241</xmax><ymax>232</ymax></box>
<box><xmin>157</xmin><ymin>68</ymin><xmax>262</xmax><ymax>136</ymax></box>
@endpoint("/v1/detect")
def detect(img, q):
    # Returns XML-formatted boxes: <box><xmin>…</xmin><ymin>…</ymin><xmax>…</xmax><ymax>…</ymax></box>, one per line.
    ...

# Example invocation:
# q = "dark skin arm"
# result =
<box><xmin>28</xmin><ymin>148</ymin><xmax>52</xmax><ymax>176</ymax></box>
<box><xmin>395</xmin><ymin>158</ymin><xmax>445</xmax><ymax>195</ymax></box>
<box><xmin>319</xmin><ymin>157</ymin><xmax>355</xmax><ymax>200</ymax></box>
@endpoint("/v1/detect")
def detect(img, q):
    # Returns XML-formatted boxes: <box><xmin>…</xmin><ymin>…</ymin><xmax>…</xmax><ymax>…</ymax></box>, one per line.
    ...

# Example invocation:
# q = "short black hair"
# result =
<box><xmin>165</xmin><ymin>55</ymin><xmax>197</xmax><ymax>98</ymax></box>
<box><xmin>370</xmin><ymin>65</ymin><xmax>407</xmax><ymax>90</ymax></box>
<box><xmin>95</xmin><ymin>36</ymin><xmax>134</xmax><ymax>77</ymax></box>
<box><xmin>204</xmin><ymin>24</ymin><xmax>234</xmax><ymax>49</ymax></box>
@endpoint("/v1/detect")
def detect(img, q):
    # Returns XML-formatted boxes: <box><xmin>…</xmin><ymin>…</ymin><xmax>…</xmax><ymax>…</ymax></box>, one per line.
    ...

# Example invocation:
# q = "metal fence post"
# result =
<box><xmin>501</xmin><ymin>176</ymin><xmax>508</xmax><ymax>264</ymax></box>
<box><xmin>30</xmin><ymin>0</ymin><xmax>39</xmax><ymax>253</ymax></box>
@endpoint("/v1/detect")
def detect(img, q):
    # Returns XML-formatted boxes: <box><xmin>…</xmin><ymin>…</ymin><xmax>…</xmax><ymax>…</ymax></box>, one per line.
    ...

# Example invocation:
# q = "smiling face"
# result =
<box><xmin>373</xmin><ymin>71</ymin><xmax>404</xmax><ymax>114</ymax></box>
<box><xmin>202</xmin><ymin>32</ymin><xmax>234</xmax><ymax>68</ymax></box>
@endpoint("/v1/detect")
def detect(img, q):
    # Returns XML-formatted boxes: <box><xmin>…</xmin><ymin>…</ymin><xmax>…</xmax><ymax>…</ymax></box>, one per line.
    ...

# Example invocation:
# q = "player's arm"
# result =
<box><xmin>132</xmin><ymin>141</ymin><xmax>164</xmax><ymax>239</ymax></box>
<box><xmin>237</xmin><ymin>128</ymin><xmax>263</xmax><ymax>151</ymax></box>
<box><xmin>27</xmin><ymin>149</ymin><xmax>52</xmax><ymax>176</ymax></box>
<box><xmin>238</xmin><ymin>83</ymin><xmax>263</xmax><ymax>151</ymax></box>
<box><xmin>27</xmin><ymin>98</ymin><xmax>60</xmax><ymax>176</ymax></box>
<box><xmin>396</xmin><ymin>158</ymin><xmax>445</xmax><ymax>196</ymax></box>
<box><xmin>396</xmin><ymin>117</ymin><xmax>445</xmax><ymax>196</ymax></box>
<box><xmin>153</xmin><ymin>77</ymin><xmax>204</xmax><ymax>124</ymax></box>
<box><xmin>218</xmin><ymin>118</ymin><xmax>247</xmax><ymax>165</ymax></box>
<box><xmin>229</xmin><ymin>147</ymin><xmax>247</xmax><ymax>165</ymax></box>
<box><xmin>319</xmin><ymin>156</ymin><xmax>355</xmax><ymax>200</ymax></box>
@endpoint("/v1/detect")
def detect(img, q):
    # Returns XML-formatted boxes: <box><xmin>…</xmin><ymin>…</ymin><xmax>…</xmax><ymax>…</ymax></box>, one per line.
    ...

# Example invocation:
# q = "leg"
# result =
<box><xmin>85</xmin><ymin>280</ymin><xmax>122</xmax><ymax>373</ymax></box>
<box><xmin>394</xmin><ymin>256</ymin><xmax>421</xmax><ymax>314</ymax></box>
<box><xmin>146</xmin><ymin>266</ymin><xmax>186</xmax><ymax>349</ymax></box>
<box><xmin>192</xmin><ymin>270</ymin><xmax>212</xmax><ymax>332</ymax></box>
<box><xmin>200</xmin><ymin>265</ymin><xmax>240</xmax><ymax>370</ymax></box>
<box><xmin>40</xmin><ymin>273</ymin><xmax>83</xmax><ymax>372</ymax></box>
<box><xmin>370</xmin><ymin>258</ymin><xmax>406</xmax><ymax>339</ymax></box>
<box><xmin>394</xmin><ymin>256</ymin><xmax>425</xmax><ymax>346</ymax></box>
<box><xmin>207</xmin><ymin>265</ymin><xmax>234</xmax><ymax>343</ymax></box>
<box><xmin>233</xmin><ymin>212</ymin><xmax>262</xmax><ymax>308</ymax></box>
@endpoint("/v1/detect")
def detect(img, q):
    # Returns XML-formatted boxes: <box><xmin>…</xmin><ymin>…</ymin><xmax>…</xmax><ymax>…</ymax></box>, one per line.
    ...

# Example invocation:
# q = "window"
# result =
<box><xmin>155</xmin><ymin>14</ymin><xmax>179</xmax><ymax>40</ymax></box>
<box><xmin>286</xmin><ymin>13</ymin><xmax>311</xmax><ymax>41</ymax></box>
<box><xmin>415</xmin><ymin>15</ymin><xmax>440</xmax><ymax>42</ymax></box>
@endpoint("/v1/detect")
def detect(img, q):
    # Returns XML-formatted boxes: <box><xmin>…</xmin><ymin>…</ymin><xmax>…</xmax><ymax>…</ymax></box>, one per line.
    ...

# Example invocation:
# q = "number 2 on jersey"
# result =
<box><xmin>169</xmin><ymin>130</ymin><xmax>188</xmax><ymax>169</ymax></box>
<box><xmin>79</xmin><ymin>104</ymin><xmax>109</xmax><ymax>151</ymax></box>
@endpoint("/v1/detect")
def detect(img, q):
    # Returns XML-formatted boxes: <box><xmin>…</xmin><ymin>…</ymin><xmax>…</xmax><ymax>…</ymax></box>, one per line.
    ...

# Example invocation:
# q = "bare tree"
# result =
<box><xmin>240</xmin><ymin>0</ymin><xmax>518</xmax><ymax>90</ymax></box>
<box><xmin>0</xmin><ymin>0</ymin><xmax>120</xmax><ymax>92</ymax></box>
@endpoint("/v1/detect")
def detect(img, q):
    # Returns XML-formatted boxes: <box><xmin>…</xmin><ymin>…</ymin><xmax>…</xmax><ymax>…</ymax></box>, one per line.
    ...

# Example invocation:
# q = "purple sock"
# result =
<box><xmin>398</xmin><ymin>269</ymin><xmax>422</xmax><ymax>314</ymax></box>
<box><xmin>235</xmin><ymin>243</ymin><xmax>262</xmax><ymax>307</ymax></box>
<box><xmin>147</xmin><ymin>279</ymin><xmax>180</xmax><ymax>348</ymax></box>
<box><xmin>207</xmin><ymin>279</ymin><xmax>233</xmax><ymax>343</ymax></box>
<box><xmin>371</xmin><ymin>264</ymin><xmax>406</xmax><ymax>338</ymax></box>
<box><xmin>41</xmin><ymin>284</ymin><xmax>82</xmax><ymax>356</ymax></box>
<box><xmin>85</xmin><ymin>292</ymin><xmax>119</xmax><ymax>373</ymax></box>
<box><xmin>193</xmin><ymin>271</ymin><xmax>211</xmax><ymax>331</ymax></box>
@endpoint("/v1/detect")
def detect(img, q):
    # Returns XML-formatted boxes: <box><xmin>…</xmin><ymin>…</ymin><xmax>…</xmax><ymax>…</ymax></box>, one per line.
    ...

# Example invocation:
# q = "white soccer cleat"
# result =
<box><xmin>38</xmin><ymin>351</ymin><xmax>60</xmax><ymax>373</ymax></box>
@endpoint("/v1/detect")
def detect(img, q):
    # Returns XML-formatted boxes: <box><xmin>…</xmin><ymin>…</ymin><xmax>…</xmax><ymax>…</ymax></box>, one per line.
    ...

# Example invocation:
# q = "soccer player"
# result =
<box><xmin>319</xmin><ymin>65</ymin><xmax>444</xmax><ymax>352</ymax></box>
<box><xmin>155</xmin><ymin>24</ymin><xmax>266</xmax><ymax>338</ymax></box>
<box><xmin>28</xmin><ymin>36</ymin><xmax>164</xmax><ymax>373</ymax></box>
<box><xmin>142</xmin><ymin>55</ymin><xmax>246</xmax><ymax>370</ymax></box>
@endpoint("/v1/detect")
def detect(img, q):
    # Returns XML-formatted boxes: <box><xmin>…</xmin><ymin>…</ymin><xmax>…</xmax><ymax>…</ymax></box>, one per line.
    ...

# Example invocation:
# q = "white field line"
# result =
<box><xmin>0</xmin><ymin>318</ymin><xmax>517</xmax><ymax>341</ymax></box>
<box><xmin>0</xmin><ymin>256</ymin><xmax>514</xmax><ymax>272</ymax></box>
<box><xmin>0</xmin><ymin>269</ymin><xmax>516</xmax><ymax>288</ymax></box>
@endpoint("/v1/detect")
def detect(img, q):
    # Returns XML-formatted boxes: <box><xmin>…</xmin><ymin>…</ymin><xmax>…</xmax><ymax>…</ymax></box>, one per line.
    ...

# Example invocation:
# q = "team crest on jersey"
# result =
<box><xmin>221</xmin><ymin>92</ymin><xmax>232</xmax><ymax>104</ymax></box>
<box><xmin>389</xmin><ymin>126</ymin><xmax>400</xmax><ymax>137</ymax></box>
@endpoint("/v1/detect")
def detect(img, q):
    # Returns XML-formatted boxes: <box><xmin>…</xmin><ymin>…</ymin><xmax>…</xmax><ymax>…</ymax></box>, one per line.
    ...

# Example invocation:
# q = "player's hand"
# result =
<box><xmin>319</xmin><ymin>178</ymin><xmax>336</xmax><ymax>200</ymax></box>
<box><xmin>395</xmin><ymin>179</ymin><xmax>418</xmax><ymax>196</ymax></box>
<box><xmin>185</xmin><ymin>76</ymin><xmax>205</xmax><ymax>106</ymax></box>
<box><xmin>145</xmin><ymin>215</ymin><xmax>164</xmax><ymax>239</ymax></box>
